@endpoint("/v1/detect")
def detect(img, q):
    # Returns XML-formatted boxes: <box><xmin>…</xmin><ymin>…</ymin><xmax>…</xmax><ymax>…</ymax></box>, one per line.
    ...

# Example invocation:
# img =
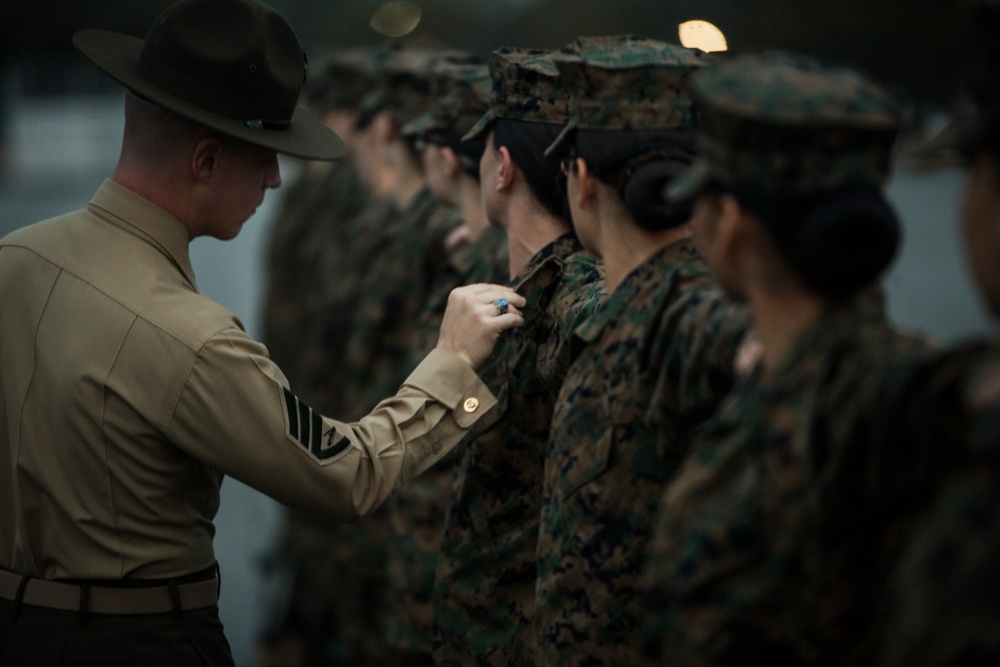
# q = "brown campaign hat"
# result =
<box><xmin>73</xmin><ymin>0</ymin><xmax>346</xmax><ymax>161</ymax></box>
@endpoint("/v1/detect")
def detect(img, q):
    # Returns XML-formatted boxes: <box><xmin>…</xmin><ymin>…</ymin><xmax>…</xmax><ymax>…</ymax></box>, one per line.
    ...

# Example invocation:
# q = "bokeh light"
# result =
<box><xmin>370</xmin><ymin>1</ymin><xmax>423</xmax><ymax>38</ymax></box>
<box><xmin>678</xmin><ymin>19</ymin><xmax>728</xmax><ymax>53</ymax></box>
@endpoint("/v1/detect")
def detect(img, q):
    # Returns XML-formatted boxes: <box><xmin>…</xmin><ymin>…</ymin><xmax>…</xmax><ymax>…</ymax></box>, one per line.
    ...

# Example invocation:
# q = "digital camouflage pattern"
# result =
<box><xmin>667</xmin><ymin>52</ymin><xmax>909</xmax><ymax>201</ymax></box>
<box><xmin>642</xmin><ymin>300</ymin><xmax>968</xmax><ymax>665</ymax></box>
<box><xmin>382</xmin><ymin>225</ymin><xmax>509</xmax><ymax>655</ymax></box>
<box><xmin>545</xmin><ymin>36</ymin><xmax>706</xmax><ymax>156</ymax></box>
<box><xmin>536</xmin><ymin>241</ymin><xmax>748</xmax><ymax>667</ymax></box>
<box><xmin>463</xmin><ymin>47</ymin><xmax>570</xmax><ymax>140</ymax></box>
<box><xmin>401</xmin><ymin>62</ymin><xmax>491</xmax><ymax>140</ymax></box>
<box><xmin>879</xmin><ymin>343</ymin><xmax>1000</xmax><ymax>667</ymax></box>
<box><xmin>433</xmin><ymin>233</ymin><xmax>605</xmax><ymax>667</ymax></box>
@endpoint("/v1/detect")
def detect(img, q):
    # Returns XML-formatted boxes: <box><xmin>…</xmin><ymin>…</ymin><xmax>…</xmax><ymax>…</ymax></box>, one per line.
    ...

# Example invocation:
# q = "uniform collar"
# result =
<box><xmin>88</xmin><ymin>179</ymin><xmax>198</xmax><ymax>291</ymax></box>
<box><xmin>509</xmin><ymin>231</ymin><xmax>583</xmax><ymax>291</ymax></box>
<box><xmin>574</xmin><ymin>238</ymin><xmax>701</xmax><ymax>344</ymax></box>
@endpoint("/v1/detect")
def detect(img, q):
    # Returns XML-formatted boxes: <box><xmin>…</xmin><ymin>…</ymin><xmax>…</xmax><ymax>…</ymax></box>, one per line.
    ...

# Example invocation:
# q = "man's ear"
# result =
<box><xmin>191</xmin><ymin>136</ymin><xmax>224</xmax><ymax>182</ymax></box>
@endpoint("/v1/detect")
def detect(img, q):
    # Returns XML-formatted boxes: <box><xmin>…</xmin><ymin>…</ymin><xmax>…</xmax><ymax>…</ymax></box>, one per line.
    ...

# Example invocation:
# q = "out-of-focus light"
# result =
<box><xmin>679</xmin><ymin>20</ymin><xmax>728</xmax><ymax>53</ymax></box>
<box><xmin>370</xmin><ymin>1</ymin><xmax>423</xmax><ymax>37</ymax></box>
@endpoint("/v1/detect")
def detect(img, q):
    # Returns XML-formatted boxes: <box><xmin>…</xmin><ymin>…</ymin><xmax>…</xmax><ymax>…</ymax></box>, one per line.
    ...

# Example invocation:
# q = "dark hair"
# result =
<box><xmin>727</xmin><ymin>184</ymin><xmax>901</xmax><ymax>298</ymax></box>
<box><xmin>492</xmin><ymin>118</ymin><xmax>568</xmax><ymax>219</ymax></box>
<box><xmin>574</xmin><ymin>129</ymin><xmax>697</xmax><ymax>230</ymax></box>
<box><xmin>432</xmin><ymin>130</ymin><xmax>485</xmax><ymax>180</ymax></box>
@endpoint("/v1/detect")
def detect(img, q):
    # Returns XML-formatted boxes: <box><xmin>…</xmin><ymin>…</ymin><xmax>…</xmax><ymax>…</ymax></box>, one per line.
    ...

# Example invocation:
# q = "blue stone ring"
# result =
<box><xmin>494</xmin><ymin>298</ymin><xmax>509</xmax><ymax>316</ymax></box>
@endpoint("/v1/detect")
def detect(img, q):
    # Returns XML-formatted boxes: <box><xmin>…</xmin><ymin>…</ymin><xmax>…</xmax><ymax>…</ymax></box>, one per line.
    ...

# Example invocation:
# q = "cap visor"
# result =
<box><xmin>663</xmin><ymin>158</ymin><xmax>712</xmax><ymax>204</ymax></box>
<box><xmin>461</xmin><ymin>110</ymin><xmax>495</xmax><ymax>141</ymax></box>
<box><xmin>401</xmin><ymin>112</ymin><xmax>441</xmax><ymax>138</ymax></box>
<box><xmin>543</xmin><ymin>120</ymin><xmax>577</xmax><ymax>159</ymax></box>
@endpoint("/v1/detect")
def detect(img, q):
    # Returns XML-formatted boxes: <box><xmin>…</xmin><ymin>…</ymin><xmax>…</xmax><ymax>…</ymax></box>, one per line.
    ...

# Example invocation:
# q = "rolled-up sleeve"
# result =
<box><xmin>166</xmin><ymin>329</ymin><xmax>497</xmax><ymax>520</ymax></box>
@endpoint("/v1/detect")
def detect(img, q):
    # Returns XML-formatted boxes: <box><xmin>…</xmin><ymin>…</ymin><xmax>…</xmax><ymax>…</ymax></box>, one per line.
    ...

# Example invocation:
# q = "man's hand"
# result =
<box><xmin>437</xmin><ymin>284</ymin><xmax>526</xmax><ymax>369</ymax></box>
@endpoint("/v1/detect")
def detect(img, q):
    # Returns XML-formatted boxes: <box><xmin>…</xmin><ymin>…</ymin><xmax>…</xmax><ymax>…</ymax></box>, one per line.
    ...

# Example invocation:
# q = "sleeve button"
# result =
<box><xmin>463</xmin><ymin>397</ymin><xmax>480</xmax><ymax>413</ymax></box>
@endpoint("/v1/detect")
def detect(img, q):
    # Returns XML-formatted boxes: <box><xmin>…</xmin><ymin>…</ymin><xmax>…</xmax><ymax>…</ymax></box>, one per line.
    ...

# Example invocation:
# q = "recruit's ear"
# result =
<box><xmin>495</xmin><ymin>145</ymin><xmax>515</xmax><ymax>192</ymax></box>
<box><xmin>441</xmin><ymin>146</ymin><xmax>463</xmax><ymax>179</ymax></box>
<box><xmin>574</xmin><ymin>157</ymin><xmax>599</xmax><ymax>210</ymax></box>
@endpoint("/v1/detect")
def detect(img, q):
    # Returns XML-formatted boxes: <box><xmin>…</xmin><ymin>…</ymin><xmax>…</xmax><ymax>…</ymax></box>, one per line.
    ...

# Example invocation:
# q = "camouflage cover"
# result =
<box><xmin>666</xmin><ymin>52</ymin><xmax>908</xmax><ymax>200</ymax></box>
<box><xmin>401</xmin><ymin>62</ymin><xmax>491</xmax><ymax>139</ymax></box>
<box><xmin>359</xmin><ymin>47</ymin><xmax>482</xmax><ymax>127</ymax></box>
<box><xmin>463</xmin><ymin>46</ymin><xmax>570</xmax><ymax>140</ymax></box>
<box><xmin>303</xmin><ymin>47</ymin><xmax>384</xmax><ymax>114</ymax></box>
<box><xmin>545</xmin><ymin>35</ymin><xmax>706</xmax><ymax>157</ymax></box>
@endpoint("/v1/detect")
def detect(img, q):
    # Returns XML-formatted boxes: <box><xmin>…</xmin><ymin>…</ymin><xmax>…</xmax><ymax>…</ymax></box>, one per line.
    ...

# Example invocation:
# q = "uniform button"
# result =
<box><xmin>463</xmin><ymin>397</ymin><xmax>480</xmax><ymax>413</ymax></box>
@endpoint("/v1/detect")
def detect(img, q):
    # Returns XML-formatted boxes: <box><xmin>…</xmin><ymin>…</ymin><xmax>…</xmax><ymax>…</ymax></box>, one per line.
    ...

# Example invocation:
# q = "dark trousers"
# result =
<box><xmin>0</xmin><ymin>599</ymin><xmax>234</xmax><ymax>666</ymax></box>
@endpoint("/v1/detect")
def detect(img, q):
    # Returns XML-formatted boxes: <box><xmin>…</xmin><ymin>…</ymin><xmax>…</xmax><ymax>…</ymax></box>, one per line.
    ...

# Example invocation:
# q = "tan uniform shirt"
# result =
<box><xmin>0</xmin><ymin>180</ymin><xmax>495</xmax><ymax>581</ymax></box>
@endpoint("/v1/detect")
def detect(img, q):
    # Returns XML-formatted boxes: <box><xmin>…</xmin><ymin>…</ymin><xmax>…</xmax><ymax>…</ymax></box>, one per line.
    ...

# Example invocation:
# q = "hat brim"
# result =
<box><xmin>73</xmin><ymin>29</ymin><xmax>346</xmax><ymax>161</ymax></box>
<box><xmin>401</xmin><ymin>112</ymin><xmax>441</xmax><ymax>138</ymax></box>
<box><xmin>543</xmin><ymin>120</ymin><xmax>577</xmax><ymax>159</ymax></box>
<box><xmin>461</xmin><ymin>110</ymin><xmax>496</xmax><ymax>141</ymax></box>
<box><xmin>662</xmin><ymin>158</ymin><xmax>713</xmax><ymax>204</ymax></box>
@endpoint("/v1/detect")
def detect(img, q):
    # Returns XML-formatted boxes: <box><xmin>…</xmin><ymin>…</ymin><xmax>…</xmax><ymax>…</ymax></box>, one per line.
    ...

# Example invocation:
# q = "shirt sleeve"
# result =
<box><xmin>165</xmin><ymin>327</ymin><xmax>497</xmax><ymax>520</ymax></box>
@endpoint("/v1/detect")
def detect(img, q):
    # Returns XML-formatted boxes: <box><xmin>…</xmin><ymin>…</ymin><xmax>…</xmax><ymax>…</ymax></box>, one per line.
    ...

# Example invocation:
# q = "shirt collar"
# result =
<box><xmin>574</xmin><ymin>238</ymin><xmax>701</xmax><ymax>344</ymax></box>
<box><xmin>88</xmin><ymin>179</ymin><xmax>198</xmax><ymax>291</ymax></box>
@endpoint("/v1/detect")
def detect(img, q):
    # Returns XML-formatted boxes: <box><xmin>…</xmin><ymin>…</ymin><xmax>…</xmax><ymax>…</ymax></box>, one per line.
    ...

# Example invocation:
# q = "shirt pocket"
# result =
<box><xmin>555</xmin><ymin>426</ymin><xmax>613</xmax><ymax>503</ymax></box>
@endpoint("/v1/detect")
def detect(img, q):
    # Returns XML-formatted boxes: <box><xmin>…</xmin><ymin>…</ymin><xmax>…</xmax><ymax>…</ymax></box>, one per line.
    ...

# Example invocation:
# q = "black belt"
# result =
<box><xmin>0</xmin><ymin>568</ymin><xmax>219</xmax><ymax>616</ymax></box>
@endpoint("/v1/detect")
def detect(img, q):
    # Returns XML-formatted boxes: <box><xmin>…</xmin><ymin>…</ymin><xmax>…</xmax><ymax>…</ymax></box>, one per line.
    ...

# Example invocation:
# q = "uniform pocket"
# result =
<box><xmin>555</xmin><ymin>427</ymin><xmax>613</xmax><ymax>501</ymax></box>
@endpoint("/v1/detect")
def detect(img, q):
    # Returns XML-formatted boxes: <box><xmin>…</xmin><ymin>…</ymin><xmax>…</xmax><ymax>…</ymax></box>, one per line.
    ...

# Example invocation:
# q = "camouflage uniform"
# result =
<box><xmin>307</xmin><ymin>47</ymin><xmax>485</xmax><ymax>667</ymax></box>
<box><xmin>644</xmin><ymin>54</ymin><xmax>959</xmax><ymax>665</ymax></box>
<box><xmin>879</xmin><ymin>5</ymin><xmax>1000</xmax><ymax>663</ymax></box>
<box><xmin>435</xmin><ymin>233</ymin><xmax>604</xmax><ymax>667</ymax></box>
<box><xmin>878</xmin><ymin>344</ymin><xmax>1000</xmax><ymax>667</ymax></box>
<box><xmin>534</xmin><ymin>38</ymin><xmax>749</xmax><ymax>666</ymax></box>
<box><xmin>381</xmin><ymin>63</ymin><xmax>509</xmax><ymax>660</ymax></box>
<box><xmin>433</xmin><ymin>47</ymin><xmax>606</xmax><ymax>667</ymax></box>
<box><xmin>259</xmin><ymin>49</ymin><xmax>378</xmax><ymax>667</ymax></box>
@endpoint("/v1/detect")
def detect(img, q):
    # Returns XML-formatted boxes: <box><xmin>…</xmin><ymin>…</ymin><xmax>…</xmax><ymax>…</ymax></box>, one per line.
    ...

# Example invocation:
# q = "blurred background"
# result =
<box><xmin>0</xmin><ymin>1</ymin><xmax>988</xmax><ymax>665</ymax></box>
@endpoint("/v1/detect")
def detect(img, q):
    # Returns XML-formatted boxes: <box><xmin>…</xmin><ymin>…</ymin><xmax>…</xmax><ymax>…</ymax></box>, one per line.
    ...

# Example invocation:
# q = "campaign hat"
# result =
<box><xmin>73</xmin><ymin>0</ymin><xmax>346</xmax><ymax>160</ymax></box>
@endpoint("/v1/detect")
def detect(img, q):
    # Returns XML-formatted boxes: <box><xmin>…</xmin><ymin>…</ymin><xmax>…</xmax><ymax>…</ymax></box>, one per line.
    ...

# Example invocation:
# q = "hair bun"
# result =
<box><xmin>786</xmin><ymin>187</ymin><xmax>901</xmax><ymax>296</ymax></box>
<box><xmin>622</xmin><ymin>158</ymin><xmax>693</xmax><ymax>230</ymax></box>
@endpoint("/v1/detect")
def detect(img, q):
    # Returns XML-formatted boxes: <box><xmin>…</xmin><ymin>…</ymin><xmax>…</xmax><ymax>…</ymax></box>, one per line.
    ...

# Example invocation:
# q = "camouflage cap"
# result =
<box><xmin>462</xmin><ymin>46</ymin><xmax>570</xmax><ymax>141</ymax></box>
<box><xmin>544</xmin><ymin>35</ymin><xmax>707</xmax><ymax>158</ymax></box>
<box><xmin>359</xmin><ymin>47</ymin><xmax>483</xmax><ymax>127</ymax></box>
<box><xmin>400</xmin><ymin>62</ymin><xmax>490</xmax><ymax>139</ymax></box>
<box><xmin>303</xmin><ymin>47</ymin><xmax>384</xmax><ymax>115</ymax></box>
<box><xmin>666</xmin><ymin>51</ymin><xmax>907</xmax><ymax>202</ymax></box>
